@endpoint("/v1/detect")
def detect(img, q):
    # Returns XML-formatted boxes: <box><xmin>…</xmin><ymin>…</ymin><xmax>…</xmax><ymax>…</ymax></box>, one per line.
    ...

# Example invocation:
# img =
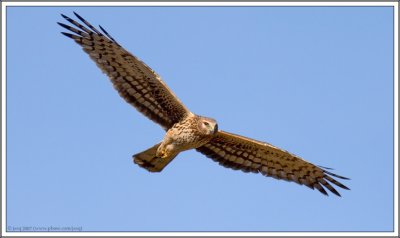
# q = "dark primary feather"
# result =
<box><xmin>98</xmin><ymin>24</ymin><xmax>120</xmax><ymax>46</ymax></box>
<box><xmin>196</xmin><ymin>130</ymin><xmax>350</xmax><ymax>197</ymax></box>
<box><xmin>72</xmin><ymin>12</ymin><xmax>102</xmax><ymax>35</ymax></box>
<box><xmin>58</xmin><ymin>13</ymin><xmax>190</xmax><ymax>130</ymax></box>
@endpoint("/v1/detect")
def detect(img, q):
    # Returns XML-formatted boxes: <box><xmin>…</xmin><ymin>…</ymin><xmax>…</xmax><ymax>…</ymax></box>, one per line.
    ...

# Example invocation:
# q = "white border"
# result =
<box><xmin>1</xmin><ymin>1</ymin><xmax>6</xmax><ymax>237</ymax></box>
<box><xmin>1</xmin><ymin>1</ymin><xmax>398</xmax><ymax>237</ymax></box>
<box><xmin>394</xmin><ymin>2</ymin><xmax>399</xmax><ymax>238</ymax></box>
<box><xmin>0</xmin><ymin>1</ymin><xmax>399</xmax><ymax>6</ymax></box>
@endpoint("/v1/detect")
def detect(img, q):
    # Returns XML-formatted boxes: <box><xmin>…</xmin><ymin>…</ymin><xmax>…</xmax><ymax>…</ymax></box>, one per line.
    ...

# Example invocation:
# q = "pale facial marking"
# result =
<box><xmin>199</xmin><ymin>117</ymin><xmax>218</xmax><ymax>135</ymax></box>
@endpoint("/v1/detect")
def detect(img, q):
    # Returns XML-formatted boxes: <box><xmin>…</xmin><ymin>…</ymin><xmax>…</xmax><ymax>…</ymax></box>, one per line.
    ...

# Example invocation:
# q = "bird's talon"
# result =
<box><xmin>157</xmin><ymin>149</ymin><xmax>167</xmax><ymax>158</ymax></box>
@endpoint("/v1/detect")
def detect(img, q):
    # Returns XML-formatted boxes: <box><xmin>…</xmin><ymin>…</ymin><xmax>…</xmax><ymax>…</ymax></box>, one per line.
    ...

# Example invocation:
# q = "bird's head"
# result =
<box><xmin>198</xmin><ymin>117</ymin><xmax>218</xmax><ymax>135</ymax></box>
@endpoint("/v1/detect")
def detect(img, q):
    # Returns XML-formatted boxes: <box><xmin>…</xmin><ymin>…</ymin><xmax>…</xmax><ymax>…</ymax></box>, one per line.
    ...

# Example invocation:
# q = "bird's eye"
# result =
<box><xmin>203</xmin><ymin>122</ymin><xmax>210</xmax><ymax>126</ymax></box>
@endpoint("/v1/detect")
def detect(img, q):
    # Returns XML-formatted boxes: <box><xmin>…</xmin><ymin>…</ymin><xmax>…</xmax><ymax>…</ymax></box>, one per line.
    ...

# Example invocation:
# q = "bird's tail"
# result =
<box><xmin>133</xmin><ymin>143</ymin><xmax>178</xmax><ymax>172</ymax></box>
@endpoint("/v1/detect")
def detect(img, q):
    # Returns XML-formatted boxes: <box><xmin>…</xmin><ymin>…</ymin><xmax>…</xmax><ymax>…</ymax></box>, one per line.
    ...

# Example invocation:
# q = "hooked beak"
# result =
<box><xmin>213</xmin><ymin>124</ymin><xmax>218</xmax><ymax>134</ymax></box>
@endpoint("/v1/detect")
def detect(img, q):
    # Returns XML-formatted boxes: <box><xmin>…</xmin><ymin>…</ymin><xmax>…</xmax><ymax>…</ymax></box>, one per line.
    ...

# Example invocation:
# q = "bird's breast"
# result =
<box><xmin>165</xmin><ymin>121</ymin><xmax>213</xmax><ymax>152</ymax></box>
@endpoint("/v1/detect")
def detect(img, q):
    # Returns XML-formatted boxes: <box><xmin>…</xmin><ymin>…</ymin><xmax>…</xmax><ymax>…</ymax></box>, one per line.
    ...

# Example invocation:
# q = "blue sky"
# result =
<box><xmin>6</xmin><ymin>6</ymin><xmax>394</xmax><ymax>232</ymax></box>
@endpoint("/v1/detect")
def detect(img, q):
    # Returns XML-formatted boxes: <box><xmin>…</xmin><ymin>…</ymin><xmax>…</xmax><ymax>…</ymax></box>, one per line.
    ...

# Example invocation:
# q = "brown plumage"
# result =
<box><xmin>59</xmin><ymin>12</ymin><xmax>350</xmax><ymax>196</ymax></box>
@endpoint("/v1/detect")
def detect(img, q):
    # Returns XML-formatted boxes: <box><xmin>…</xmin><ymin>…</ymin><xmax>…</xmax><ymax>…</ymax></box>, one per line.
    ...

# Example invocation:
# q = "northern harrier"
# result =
<box><xmin>59</xmin><ymin>12</ymin><xmax>350</xmax><ymax>196</ymax></box>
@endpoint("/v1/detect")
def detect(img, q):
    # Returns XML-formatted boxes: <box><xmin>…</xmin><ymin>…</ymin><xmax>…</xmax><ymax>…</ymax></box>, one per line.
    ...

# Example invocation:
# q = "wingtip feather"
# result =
<box><xmin>61</xmin><ymin>13</ymin><xmax>73</xmax><ymax>21</ymax></box>
<box><xmin>323</xmin><ymin>170</ymin><xmax>350</xmax><ymax>180</ymax></box>
<box><xmin>73</xmin><ymin>11</ymin><xmax>83</xmax><ymax>20</ymax></box>
<box><xmin>57</xmin><ymin>22</ymin><xmax>71</xmax><ymax>30</ymax></box>
<box><xmin>61</xmin><ymin>32</ymin><xmax>78</xmax><ymax>40</ymax></box>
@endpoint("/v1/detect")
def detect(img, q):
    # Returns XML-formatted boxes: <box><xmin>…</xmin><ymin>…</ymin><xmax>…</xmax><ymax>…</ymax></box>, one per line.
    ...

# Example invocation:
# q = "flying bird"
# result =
<box><xmin>58</xmin><ymin>12</ymin><xmax>350</xmax><ymax>196</ymax></box>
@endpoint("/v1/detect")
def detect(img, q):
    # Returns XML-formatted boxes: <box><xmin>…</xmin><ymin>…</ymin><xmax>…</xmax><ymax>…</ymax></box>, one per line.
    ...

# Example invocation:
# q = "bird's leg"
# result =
<box><xmin>156</xmin><ymin>132</ymin><xmax>174</xmax><ymax>158</ymax></box>
<box><xmin>156</xmin><ymin>143</ymin><xmax>170</xmax><ymax>158</ymax></box>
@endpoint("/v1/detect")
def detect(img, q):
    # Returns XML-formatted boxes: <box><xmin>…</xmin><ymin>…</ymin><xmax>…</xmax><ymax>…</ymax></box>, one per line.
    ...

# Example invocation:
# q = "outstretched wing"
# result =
<box><xmin>58</xmin><ymin>12</ymin><xmax>191</xmax><ymax>130</ymax></box>
<box><xmin>196</xmin><ymin>130</ymin><xmax>350</xmax><ymax>196</ymax></box>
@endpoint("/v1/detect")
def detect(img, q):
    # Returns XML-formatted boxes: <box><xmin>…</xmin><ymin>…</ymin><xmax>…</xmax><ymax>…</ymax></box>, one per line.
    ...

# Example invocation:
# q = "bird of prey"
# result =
<box><xmin>58</xmin><ymin>12</ymin><xmax>350</xmax><ymax>196</ymax></box>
